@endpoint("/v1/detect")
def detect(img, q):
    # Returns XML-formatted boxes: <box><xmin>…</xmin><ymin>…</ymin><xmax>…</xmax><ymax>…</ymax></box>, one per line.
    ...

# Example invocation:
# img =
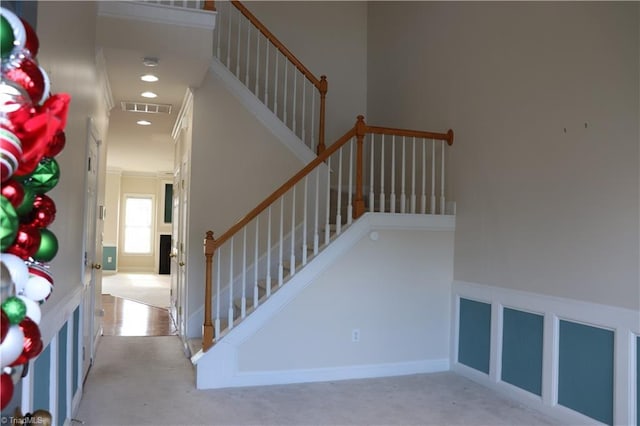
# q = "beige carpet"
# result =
<box><xmin>101</xmin><ymin>273</ymin><xmax>171</xmax><ymax>309</ymax></box>
<box><xmin>75</xmin><ymin>336</ymin><xmax>559</xmax><ymax>426</ymax></box>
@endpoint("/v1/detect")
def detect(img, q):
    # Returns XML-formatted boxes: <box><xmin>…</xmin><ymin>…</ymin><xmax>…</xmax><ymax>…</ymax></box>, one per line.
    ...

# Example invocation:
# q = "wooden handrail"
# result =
<box><xmin>230</xmin><ymin>1</ymin><xmax>322</xmax><ymax>89</ymax></box>
<box><xmin>203</xmin><ymin>0</ymin><xmax>216</xmax><ymax>11</ymax></box>
<box><xmin>214</xmin><ymin>127</ymin><xmax>356</xmax><ymax>250</ymax></box>
<box><xmin>365</xmin><ymin>126</ymin><xmax>454</xmax><ymax>146</ymax></box>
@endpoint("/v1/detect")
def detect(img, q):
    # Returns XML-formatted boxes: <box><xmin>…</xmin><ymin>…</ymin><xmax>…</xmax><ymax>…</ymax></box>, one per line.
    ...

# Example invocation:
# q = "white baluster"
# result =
<box><xmin>301</xmin><ymin>80</ymin><xmax>307</xmax><ymax>146</ymax></box>
<box><xmin>266</xmin><ymin>206</ymin><xmax>272</xmax><ymax>297</ymax></box>
<box><xmin>274</xmin><ymin>53</ymin><xmax>279</xmax><ymax>116</ymax></box>
<box><xmin>441</xmin><ymin>140</ymin><xmax>445</xmax><ymax>215</ymax></box>
<box><xmin>401</xmin><ymin>136</ymin><xmax>406</xmax><ymax>213</ymax></box>
<box><xmin>347</xmin><ymin>138</ymin><xmax>353</xmax><ymax>225</ymax></box>
<box><xmin>325</xmin><ymin>156</ymin><xmax>331</xmax><ymax>245</ymax></box>
<box><xmin>390</xmin><ymin>135</ymin><xmax>396</xmax><ymax>213</ymax></box>
<box><xmin>370</xmin><ymin>134</ymin><xmax>375</xmax><ymax>213</ymax></box>
<box><xmin>254</xmin><ymin>219</ymin><xmax>259</xmax><ymax>308</ymax></box>
<box><xmin>336</xmin><ymin>147</ymin><xmax>343</xmax><ymax>235</ymax></box>
<box><xmin>278</xmin><ymin>197</ymin><xmax>284</xmax><ymax>287</ymax></box>
<box><xmin>283</xmin><ymin>61</ymin><xmax>288</xmax><ymax>126</ymax></box>
<box><xmin>302</xmin><ymin>176</ymin><xmax>308</xmax><ymax>266</ymax></box>
<box><xmin>254</xmin><ymin>33</ymin><xmax>259</xmax><ymax>96</ymax></box>
<box><xmin>245</xmin><ymin>24</ymin><xmax>250</xmax><ymax>86</ymax></box>
<box><xmin>421</xmin><ymin>138</ymin><xmax>427</xmax><ymax>214</ymax></box>
<box><xmin>380</xmin><ymin>134</ymin><xmax>385</xmax><ymax>213</ymax></box>
<box><xmin>264</xmin><ymin>42</ymin><xmax>269</xmax><ymax>106</ymax></box>
<box><xmin>228</xmin><ymin>238</ymin><xmax>234</xmax><ymax>329</ymax></box>
<box><xmin>241</xmin><ymin>228</ymin><xmax>246</xmax><ymax>318</ymax></box>
<box><xmin>290</xmin><ymin>186</ymin><xmax>296</xmax><ymax>276</ymax></box>
<box><xmin>226</xmin><ymin>5</ymin><xmax>232</xmax><ymax>67</ymax></box>
<box><xmin>311</xmin><ymin>90</ymin><xmax>316</xmax><ymax>152</ymax></box>
<box><xmin>313</xmin><ymin>168</ymin><xmax>320</xmax><ymax>255</ymax></box>
<box><xmin>431</xmin><ymin>139</ymin><xmax>436</xmax><ymax>214</ymax></box>
<box><xmin>235</xmin><ymin>12</ymin><xmax>241</xmax><ymax>77</ymax></box>
<box><xmin>292</xmin><ymin>71</ymin><xmax>297</xmax><ymax>135</ymax></box>
<box><xmin>411</xmin><ymin>137</ymin><xmax>416</xmax><ymax>213</ymax></box>
<box><xmin>215</xmin><ymin>253</ymin><xmax>221</xmax><ymax>337</ymax></box>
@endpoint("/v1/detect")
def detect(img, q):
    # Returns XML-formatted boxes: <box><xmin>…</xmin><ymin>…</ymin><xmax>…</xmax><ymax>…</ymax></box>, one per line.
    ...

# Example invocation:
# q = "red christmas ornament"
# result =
<box><xmin>0</xmin><ymin>373</ymin><xmax>13</xmax><ymax>410</ymax></box>
<box><xmin>4</xmin><ymin>56</ymin><xmax>45</xmax><ymax>105</ymax></box>
<box><xmin>1</xmin><ymin>310</ymin><xmax>8</xmax><ymax>343</ymax></box>
<box><xmin>45</xmin><ymin>130</ymin><xmax>65</xmax><ymax>158</ymax></box>
<box><xmin>5</xmin><ymin>224</ymin><xmax>41</xmax><ymax>260</ymax></box>
<box><xmin>0</xmin><ymin>179</ymin><xmax>24</xmax><ymax>208</ymax></box>
<box><xmin>10</xmin><ymin>316</ymin><xmax>42</xmax><ymax>366</ymax></box>
<box><xmin>20</xmin><ymin>18</ymin><xmax>39</xmax><ymax>58</ymax></box>
<box><xmin>0</xmin><ymin>127</ymin><xmax>22</xmax><ymax>182</ymax></box>
<box><xmin>25</xmin><ymin>193</ymin><xmax>56</xmax><ymax>228</ymax></box>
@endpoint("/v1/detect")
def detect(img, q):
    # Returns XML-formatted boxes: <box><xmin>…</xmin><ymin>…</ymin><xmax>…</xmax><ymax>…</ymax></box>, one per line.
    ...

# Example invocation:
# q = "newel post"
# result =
<box><xmin>202</xmin><ymin>230</ymin><xmax>216</xmax><ymax>352</ymax></box>
<box><xmin>354</xmin><ymin>115</ymin><xmax>366</xmax><ymax>219</ymax></box>
<box><xmin>317</xmin><ymin>75</ymin><xmax>328</xmax><ymax>155</ymax></box>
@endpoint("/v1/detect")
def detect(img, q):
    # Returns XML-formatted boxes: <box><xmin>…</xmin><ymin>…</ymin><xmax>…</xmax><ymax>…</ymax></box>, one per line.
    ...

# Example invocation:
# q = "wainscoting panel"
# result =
<box><xmin>501</xmin><ymin>307</ymin><xmax>543</xmax><ymax>396</ymax></box>
<box><xmin>32</xmin><ymin>344</ymin><xmax>51</xmax><ymax>411</ymax></box>
<box><xmin>57</xmin><ymin>324</ymin><xmax>68</xmax><ymax>426</ymax></box>
<box><xmin>458</xmin><ymin>298</ymin><xmax>491</xmax><ymax>374</ymax></box>
<box><xmin>558</xmin><ymin>320</ymin><xmax>614</xmax><ymax>425</ymax></box>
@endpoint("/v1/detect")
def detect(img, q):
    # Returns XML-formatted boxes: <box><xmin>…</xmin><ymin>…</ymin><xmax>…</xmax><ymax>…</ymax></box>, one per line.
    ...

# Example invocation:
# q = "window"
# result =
<box><xmin>123</xmin><ymin>196</ymin><xmax>153</xmax><ymax>254</ymax></box>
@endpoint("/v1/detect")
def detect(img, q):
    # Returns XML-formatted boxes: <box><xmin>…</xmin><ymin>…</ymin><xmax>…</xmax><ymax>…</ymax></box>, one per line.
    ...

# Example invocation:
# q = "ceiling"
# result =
<box><xmin>95</xmin><ymin>4</ymin><xmax>215</xmax><ymax>175</ymax></box>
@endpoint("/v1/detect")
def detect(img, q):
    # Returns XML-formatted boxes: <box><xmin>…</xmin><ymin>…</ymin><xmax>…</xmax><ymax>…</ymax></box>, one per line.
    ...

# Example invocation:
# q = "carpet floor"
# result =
<box><xmin>75</xmin><ymin>336</ymin><xmax>558</xmax><ymax>426</ymax></box>
<box><xmin>101</xmin><ymin>273</ymin><xmax>170</xmax><ymax>309</ymax></box>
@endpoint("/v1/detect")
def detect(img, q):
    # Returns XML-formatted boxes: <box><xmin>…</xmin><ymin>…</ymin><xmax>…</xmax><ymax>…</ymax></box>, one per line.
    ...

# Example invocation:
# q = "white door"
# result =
<box><xmin>82</xmin><ymin>119</ymin><xmax>101</xmax><ymax>379</ymax></box>
<box><xmin>169</xmin><ymin>168</ymin><xmax>180</xmax><ymax>322</ymax></box>
<box><xmin>178</xmin><ymin>151</ymin><xmax>189</xmax><ymax>337</ymax></box>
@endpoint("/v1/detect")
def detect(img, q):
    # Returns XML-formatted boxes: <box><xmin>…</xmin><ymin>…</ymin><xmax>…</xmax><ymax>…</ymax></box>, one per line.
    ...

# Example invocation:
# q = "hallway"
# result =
<box><xmin>75</xmin><ymin>336</ymin><xmax>558</xmax><ymax>426</ymax></box>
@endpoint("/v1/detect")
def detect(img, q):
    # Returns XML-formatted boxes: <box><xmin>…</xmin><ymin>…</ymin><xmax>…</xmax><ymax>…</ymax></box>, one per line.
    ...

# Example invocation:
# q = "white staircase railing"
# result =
<box><xmin>202</xmin><ymin>116</ymin><xmax>454</xmax><ymax>351</ymax></box>
<box><xmin>212</xmin><ymin>0</ymin><xmax>328</xmax><ymax>154</ymax></box>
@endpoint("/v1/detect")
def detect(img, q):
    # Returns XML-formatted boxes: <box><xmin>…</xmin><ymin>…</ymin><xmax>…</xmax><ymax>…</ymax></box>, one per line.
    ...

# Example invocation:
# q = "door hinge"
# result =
<box><xmin>178</xmin><ymin>306</ymin><xmax>182</xmax><ymax>315</ymax></box>
<box><xmin>82</xmin><ymin>346</ymin><xmax>86</xmax><ymax>361</ymax></box>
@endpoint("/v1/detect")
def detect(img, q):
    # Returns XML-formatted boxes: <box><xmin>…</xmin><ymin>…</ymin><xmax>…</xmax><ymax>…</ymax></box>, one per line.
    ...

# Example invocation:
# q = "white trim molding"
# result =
<box><xmin>452</xmin><ymin>280</ymin><xmax>639</xmax><ymax>426</ymax></box>
<box><xmin>97</xmin><ymin>1</ymin><xmax>217</xmax><ymax>30</ymax></box>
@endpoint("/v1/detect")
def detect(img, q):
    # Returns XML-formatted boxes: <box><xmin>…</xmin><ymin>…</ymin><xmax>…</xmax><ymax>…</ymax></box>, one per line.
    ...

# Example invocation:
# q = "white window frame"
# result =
<box><xmin>122</xmin><ymin>194</ymin><xmax>155</xmax><ymax>255</ymax></box>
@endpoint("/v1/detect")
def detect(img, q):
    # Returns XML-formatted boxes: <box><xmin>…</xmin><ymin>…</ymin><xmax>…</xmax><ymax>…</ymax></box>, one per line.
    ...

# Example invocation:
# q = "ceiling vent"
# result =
<box><xmin>121</xmin><ymin>101</ymin><xmax>172</xmax><ymax>114</ymax></box>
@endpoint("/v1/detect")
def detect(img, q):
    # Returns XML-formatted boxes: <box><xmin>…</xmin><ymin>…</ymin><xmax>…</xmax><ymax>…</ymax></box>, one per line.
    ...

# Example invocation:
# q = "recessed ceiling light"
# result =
<box><xmin>141</xmin><ymin>91</ymin><xmax>157</xmax><ymax>98</ymax></box>
<box><xmin>137</xmin><ymin>120</ymin><xmax>152</xmax><ymax>126</ymax></box>
<box><xmin>141</xmin><ymin>74</ymin><xmax>159</xmax><ymax>82</ymax></box>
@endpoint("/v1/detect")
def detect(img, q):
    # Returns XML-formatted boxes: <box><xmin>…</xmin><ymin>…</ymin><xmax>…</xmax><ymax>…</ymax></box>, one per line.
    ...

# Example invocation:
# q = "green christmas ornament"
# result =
<box><xmin>20</xmin><ymin>158</ymin><xmax>60</xmax><ymax>194</ymax></box>
<box><xmin>33</xmin><ymin>228</ymin><xmax>58</xmax><ymax>262</ymax></box>
<box><xmin>1</xmin><ymin>296</ymin><xmax>26</xmax><ymax>325</ymax></box>
<box><xmin>14</xmin><ymin>186</ymin><xmax>35</xmax><ymax>217</ymax></box>
<box><xmin>0</xmin><ymin>15</ymin><xmax>15</xmax><ymax>59</ymax></box>
<box><xmin>0</xmin><ymin>195</ymin><xmax>18</xmax><ymax>251</ymax></box>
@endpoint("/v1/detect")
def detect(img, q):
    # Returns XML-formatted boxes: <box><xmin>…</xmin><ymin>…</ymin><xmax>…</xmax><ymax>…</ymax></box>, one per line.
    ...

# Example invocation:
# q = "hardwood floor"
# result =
<box><xmin>101</xmin><ymin>294</ymin><xmax>177</xmax><ymax>336</ymax></box>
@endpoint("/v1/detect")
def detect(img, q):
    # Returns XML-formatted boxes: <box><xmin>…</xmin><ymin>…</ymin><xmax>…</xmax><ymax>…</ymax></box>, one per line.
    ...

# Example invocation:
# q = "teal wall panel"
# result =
<box><xmin>57</xmin><ymin>324</ymin><xmax>68</xmax><ymax>426</ymax></box>
<box><xmin>637</xmin><ymin>336</ymin><xmax>639</xmax><ymax>426</ymax></box>
<box><xmin>501</xmin><ymin>308</ymin><xmax>543</xmax><ymax>396</ymax></box>
<box><xmin>458</xmin><ymin>298</ymin><xmax>491</xmax><ymax>374</ymax></box>
<box><xmin>558</xmin><ymin>320</ymin><xmax>613</xmax><ymax>425</ymax></box>
<box><xmin>33</xmin><ymin>344</ymin><xmax>50</xmax><ymax>411</ymax></box>
<box><xmin>102</xmin><ymin>246</ymin><xmax>117</xmax><ymax>271</ymax></box>
<box><xmin>73</xmin><ymin>307</ymin><xmax>80</xmax><ymax>396</ymax></box>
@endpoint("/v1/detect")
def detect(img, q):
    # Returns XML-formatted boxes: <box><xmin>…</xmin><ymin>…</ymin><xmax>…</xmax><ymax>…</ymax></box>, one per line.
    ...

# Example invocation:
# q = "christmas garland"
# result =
<box><xmin>1</xmin><ymin>7</ymin><xmax>70</xmax><ymax>412</ymax></box>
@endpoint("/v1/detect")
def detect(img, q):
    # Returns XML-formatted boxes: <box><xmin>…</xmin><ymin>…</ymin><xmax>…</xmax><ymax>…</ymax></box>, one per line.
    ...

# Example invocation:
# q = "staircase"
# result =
<box><xmin>185</xmin><ymin>1</ymin><xmax>456</xmax><ymax>388</ymax></box>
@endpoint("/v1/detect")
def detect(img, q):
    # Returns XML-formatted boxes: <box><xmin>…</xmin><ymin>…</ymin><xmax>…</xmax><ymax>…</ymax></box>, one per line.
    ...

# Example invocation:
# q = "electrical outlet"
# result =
<box><xmin>352</xmin><ymin>329</ymin><xmax>360</xmax><ymax>343</ymax></box>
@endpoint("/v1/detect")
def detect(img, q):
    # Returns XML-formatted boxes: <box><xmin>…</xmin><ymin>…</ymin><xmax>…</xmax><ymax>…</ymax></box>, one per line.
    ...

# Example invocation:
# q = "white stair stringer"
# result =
<box><xmin>192</xmin><ymin>213</ymin><xmax>455</xmax><ymax>389</ymax></box>
<box><xmin>210</xmin><ymin>57</ymin><xmax>316</xmax><ymax>165</ymax></box>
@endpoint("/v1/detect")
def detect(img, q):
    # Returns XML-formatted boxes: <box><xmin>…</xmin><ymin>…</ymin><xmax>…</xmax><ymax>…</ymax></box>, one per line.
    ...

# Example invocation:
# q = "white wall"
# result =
<box><xmin>35</xmin><ymin>1</ymin><xmax>110</xmax><ymax>307</ymax></box>
<box><xmin>187</xmin><ymin>69</ymin><xmax>307</xmax><ymax>336</ymax></box>
<box><xmin>367</xmin><ymin>2</ymin><xmax>639</xmax><ymax>310</ymax></box>
<box><xmin>244</xmin><ymin>1</ymin><xmax>368</xmax><ymax>144</ymax></box>
<box><xmin>238</xmin><ymin>229</ymin><xmax>453</xmax><ymax>372</ymax></box>
<box><xmin>104</xmin><ymin>171</ymin><xmax>121</xmax><ymax>246</ymax></box>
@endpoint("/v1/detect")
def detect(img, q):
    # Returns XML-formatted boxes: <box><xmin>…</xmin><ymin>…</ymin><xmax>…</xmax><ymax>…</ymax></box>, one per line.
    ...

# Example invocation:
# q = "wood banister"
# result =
<box><xmin>214</xmin><ymin>127</ymin><xmax>357</xmax><ymax>249</ymax></box>
<box><xmin>354</xmin><ymin>115</ymin><xmax>366</xmax><ymax>218</ymax></box>
<box><xmin>365</xmin><ymin>126</ymin><xmax>454</xmax><ymax>146</ymax></box>
<box><xmin>202</xmin><ymin>230</ymin><xmax>216</xmax><ymax>351</ymax></box>
<box><xmin>230</xmin><ymin>1</ymin><xmax>323</xmax><ymax>90</ymax></box>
